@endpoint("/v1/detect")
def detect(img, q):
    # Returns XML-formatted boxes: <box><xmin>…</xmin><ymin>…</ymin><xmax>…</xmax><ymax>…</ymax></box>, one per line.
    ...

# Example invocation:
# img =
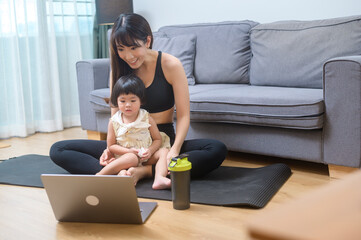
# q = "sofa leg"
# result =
<box><xmin>87</xmin><ymin>130</ymin><xmax>107</xmax><ymax>140</ymax></box>
<box><xmin>328</xmin><ymin>164</ymin><xmax>360</xmax><ymax>179</ymax></box>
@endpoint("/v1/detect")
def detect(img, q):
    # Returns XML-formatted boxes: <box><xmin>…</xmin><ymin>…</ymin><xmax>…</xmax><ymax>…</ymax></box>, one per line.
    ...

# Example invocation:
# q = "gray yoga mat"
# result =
<box><xmin>0</xmin><ymin>154</ymin><xmax>291</xmax><ymax>208</ymax></box>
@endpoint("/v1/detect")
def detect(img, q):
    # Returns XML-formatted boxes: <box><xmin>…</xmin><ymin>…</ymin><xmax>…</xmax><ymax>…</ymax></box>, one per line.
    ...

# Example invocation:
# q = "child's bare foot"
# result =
<box><xmin>126</xmin><ymin>166</ymin><xmax>151</xmax><ymax>186</ymax></box>
<box><xmin>152</xmin><ymin>177</ymin><xmax>171</xmax><ymax>190</ymax></box>
<box><xmin>118</xmin><ymin>170</ymin><xmax>127</xmax><ymax>176</ymax></box>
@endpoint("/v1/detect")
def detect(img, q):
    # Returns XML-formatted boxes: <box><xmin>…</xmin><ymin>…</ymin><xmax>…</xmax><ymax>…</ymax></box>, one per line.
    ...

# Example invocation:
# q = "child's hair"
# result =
<box><xmin>110</xmin><ymin>74</ymin><xmax>146</xmax><ymax>107</ymax></box>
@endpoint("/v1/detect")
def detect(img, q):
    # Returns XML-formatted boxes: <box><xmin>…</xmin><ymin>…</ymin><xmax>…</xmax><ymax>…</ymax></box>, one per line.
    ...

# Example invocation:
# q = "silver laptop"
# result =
<box><xmin>41</xmin><ymin>174</ymin><xmax>157</xmax><ymax>224</ymax></box>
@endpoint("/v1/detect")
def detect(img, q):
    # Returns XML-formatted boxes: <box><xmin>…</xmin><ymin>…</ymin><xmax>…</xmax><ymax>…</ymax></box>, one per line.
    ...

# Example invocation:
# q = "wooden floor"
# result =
<box><xmin>0</xmin><ymin>127</ymin><xmax>332</xmax><ymax>240</ymax></box>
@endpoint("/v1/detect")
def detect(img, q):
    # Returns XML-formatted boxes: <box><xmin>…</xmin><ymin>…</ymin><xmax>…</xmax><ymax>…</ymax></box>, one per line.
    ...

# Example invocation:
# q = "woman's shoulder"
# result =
<box><xmin>160</xmin><ymin>52</ymin><xmax>183</xmax><ymax>72</ymax></box>
<box><xmin>160</xmin><ymin>52</ymin><xmax>186</xmax><ymax>84</ymax></box>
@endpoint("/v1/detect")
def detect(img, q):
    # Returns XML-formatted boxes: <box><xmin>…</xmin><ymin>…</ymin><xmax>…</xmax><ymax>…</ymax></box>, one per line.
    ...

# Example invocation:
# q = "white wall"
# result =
<box><xmin>134</xmin><ymin>0</ymin><xmax>360</xmax><ymax>31</ymax></box>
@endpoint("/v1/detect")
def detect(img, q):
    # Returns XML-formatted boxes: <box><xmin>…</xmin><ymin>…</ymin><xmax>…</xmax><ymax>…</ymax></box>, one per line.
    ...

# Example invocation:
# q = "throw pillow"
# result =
<box><xmin>152</xmin><ymin>34</ymin><xmax>197</xmax><ymax>85</ymax></box>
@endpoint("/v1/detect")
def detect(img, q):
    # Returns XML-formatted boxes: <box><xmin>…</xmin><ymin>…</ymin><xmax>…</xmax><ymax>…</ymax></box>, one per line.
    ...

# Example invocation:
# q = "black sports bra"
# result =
<box><xmin>142</xmin><ymin>51</ymin><xmax>175</xmax><ymax>113</ymax></box>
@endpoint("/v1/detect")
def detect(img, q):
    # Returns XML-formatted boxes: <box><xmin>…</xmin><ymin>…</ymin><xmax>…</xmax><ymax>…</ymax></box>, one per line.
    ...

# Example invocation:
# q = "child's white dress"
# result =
<box><xmin>111</xmin><ymin>109</ymin><xmax>170</xmax><ymax>164</ymax></box>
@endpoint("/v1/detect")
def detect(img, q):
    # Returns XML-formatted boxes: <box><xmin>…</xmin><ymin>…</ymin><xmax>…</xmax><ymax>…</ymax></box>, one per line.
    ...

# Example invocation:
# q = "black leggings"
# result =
<box><xmin>49</xmin><ymin>125</ymin><xmax>227</xmax><ymax>178</ymax></box>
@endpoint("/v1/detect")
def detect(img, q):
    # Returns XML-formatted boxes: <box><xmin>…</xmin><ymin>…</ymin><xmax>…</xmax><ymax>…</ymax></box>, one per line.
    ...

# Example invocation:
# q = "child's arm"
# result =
<box><xmin>139</xmin><ymin>116</ymin><xmax>162</xmax><ymax>160</ymax></box>
<box><xmin>107</xmin><ymin>121</ymin><xmax>138</xmax><ymax>157</ymax></box>
<box><xmin>99</xmin><ymin>121</ymin><xmax>116</xmax><ymax>166</ymax></box>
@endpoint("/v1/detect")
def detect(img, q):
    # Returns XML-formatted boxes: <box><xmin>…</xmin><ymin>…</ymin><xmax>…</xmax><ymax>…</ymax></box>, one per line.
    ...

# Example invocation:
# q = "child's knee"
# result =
<box><xmin>123</xmin><ymin>152</ymin><xmax>139</xmax><ymax>163</ymax></box>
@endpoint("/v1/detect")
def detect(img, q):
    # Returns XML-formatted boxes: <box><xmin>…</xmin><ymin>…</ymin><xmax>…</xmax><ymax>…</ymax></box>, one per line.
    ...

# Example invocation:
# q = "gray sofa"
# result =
<box><xmin>76</xmin><ymin>15</ymin><xmax>361</xmax><ymax>175</ymax></box>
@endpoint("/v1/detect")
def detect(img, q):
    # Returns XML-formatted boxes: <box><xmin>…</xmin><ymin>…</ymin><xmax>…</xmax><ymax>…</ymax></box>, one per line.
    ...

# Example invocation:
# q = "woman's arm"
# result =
<box><xmin>162</xmin><ymin>53</ymin><xmax>190</xmax><ymax>158</ymax></box>
<box><xmin>148</xmin><ymin>116</ymin><xmax>162</xmax><ymax>153</ymax></box>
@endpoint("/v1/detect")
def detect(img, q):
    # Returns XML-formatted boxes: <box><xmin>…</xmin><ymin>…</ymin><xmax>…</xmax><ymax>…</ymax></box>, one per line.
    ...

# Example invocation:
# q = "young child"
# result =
<box><xmin>97</xmin><ymin>74</ymin><xmax>171</xmax><ymax>190</ymax></box>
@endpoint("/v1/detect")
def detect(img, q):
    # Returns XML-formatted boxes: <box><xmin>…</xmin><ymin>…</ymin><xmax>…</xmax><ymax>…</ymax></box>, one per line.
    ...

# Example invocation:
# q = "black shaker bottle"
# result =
<box><xmin>168</xmin><ymin>154</ymin><xmax>192</xmax><ymax>210</ymax></box>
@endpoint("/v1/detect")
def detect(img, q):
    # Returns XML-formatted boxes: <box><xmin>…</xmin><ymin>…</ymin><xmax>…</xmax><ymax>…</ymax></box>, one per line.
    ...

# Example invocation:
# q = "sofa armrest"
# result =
<box><xmin>323</xmin><ymin>56</ymin><xmax>361</xmax><ymax>168</ymax></box>
<box><xmin>76</xmin><ymin>58</ymin><xmax>110</xmax><ymax>131</ymax></box>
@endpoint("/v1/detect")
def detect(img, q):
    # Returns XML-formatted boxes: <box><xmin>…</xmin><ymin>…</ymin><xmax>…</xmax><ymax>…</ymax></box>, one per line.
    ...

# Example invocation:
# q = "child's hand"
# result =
<box><xmin>138</xmin><ymin>147</ymin><xmax>150</xmax><ymax>162</ymax></box>
<box><xmin>129</xmin><ymin>148</ymin><xmax>140</xmax><ymax>155</ymax></box>
<box><xmin>99</xmin><ymin>157</ymin><xmax>115</xmax><ymax>166</ymax></box>
<box><xmin>99</xmin><ymin>158</ymin><xmax>107</xmax><ymax>166</ymax></box>
<box><xmin>99</xmin><ymin>148</ymin><xmax>115</xmax><ymax>166</ymax></box>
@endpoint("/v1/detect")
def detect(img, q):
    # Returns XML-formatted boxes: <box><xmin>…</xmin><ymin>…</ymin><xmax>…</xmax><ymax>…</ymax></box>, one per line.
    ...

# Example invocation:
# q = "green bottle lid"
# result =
<box><xmin>168</xmin><ymin>154</ymin><xmax>192</xmax><ymax>172</ymax></box>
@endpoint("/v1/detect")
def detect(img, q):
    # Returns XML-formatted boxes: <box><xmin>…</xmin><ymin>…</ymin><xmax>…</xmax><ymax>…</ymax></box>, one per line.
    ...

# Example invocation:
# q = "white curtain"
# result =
<box><xmin>0</xmin><ymin>0</ymin><xmax>95</xmax><ymax>138</ymax></box>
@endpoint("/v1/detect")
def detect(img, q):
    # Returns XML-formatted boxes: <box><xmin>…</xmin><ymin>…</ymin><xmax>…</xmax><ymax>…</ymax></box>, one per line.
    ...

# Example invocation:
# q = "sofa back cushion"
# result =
<box><xmin>159</xmin><ymin>21</ymin><xmax>258</xmax><ymax>84</ymax></box>
<box><xmin>250</xmin><ymin>15</ymin><xmax>361</xmax><ymax>89</ymax></box>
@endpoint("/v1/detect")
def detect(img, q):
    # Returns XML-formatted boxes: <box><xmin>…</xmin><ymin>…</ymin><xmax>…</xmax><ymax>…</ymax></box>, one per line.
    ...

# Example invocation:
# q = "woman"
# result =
<box><xmin>50</xmin><ymin>13</ymin><xmax>227</xmax><ymax>185</ymax></box>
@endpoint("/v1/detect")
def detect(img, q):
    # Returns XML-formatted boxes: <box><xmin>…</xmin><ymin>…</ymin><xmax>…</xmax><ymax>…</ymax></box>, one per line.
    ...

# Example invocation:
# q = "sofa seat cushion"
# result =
<box><xmin>90</xmin><ymin>88</ymin><xmax>111</xmax><ymax>113</ymax></box>
<box><xmin>188</xmin><ymin>84</ymin><xmax>324</xmax><ymax>129</ymax></box>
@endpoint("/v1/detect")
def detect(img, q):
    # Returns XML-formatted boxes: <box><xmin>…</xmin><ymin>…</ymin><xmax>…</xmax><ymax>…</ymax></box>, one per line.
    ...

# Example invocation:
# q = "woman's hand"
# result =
<box><xmin>99</xmin><ymin>148</ymin><xmax>115</xmax><ymax>166</ymax></box>
<box><xmin>167</xmin><ymin>148</ymin><xmax>179</xmax><ymax>163</ymax></box>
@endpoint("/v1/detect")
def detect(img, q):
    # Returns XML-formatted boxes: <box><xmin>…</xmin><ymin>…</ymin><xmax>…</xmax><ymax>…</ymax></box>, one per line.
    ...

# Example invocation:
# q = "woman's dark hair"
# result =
<box><xmin>110</xmin><ymin>74</ymin><xmax>146</xmax><ymax>107</ymax></box>
<box><xmin>110</xmin><ymin>13</ymin><xmax>153</xmax><ymax>90</ymax></box>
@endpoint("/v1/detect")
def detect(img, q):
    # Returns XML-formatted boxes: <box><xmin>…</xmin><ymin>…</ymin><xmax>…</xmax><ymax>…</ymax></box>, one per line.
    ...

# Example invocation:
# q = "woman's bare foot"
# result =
<box><xmin>152</xmin><ymin>176</ymin><xmax>171</xmax><ymax>190</ymax></box>
<box><xmin>126</xmin><ymin>166</ymin><xmax>151</xmax><ymax>186</ymax></box>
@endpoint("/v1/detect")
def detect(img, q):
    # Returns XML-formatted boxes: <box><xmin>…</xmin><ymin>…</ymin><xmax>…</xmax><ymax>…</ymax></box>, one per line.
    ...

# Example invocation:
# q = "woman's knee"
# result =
<box><xmin>210</xmin><ymin>139</ymin><xmax>228</xmax><ymax>163</ymax></box>
<box><xmin>196</xmin><ymin>139</ymin><xmax>228</xmax><ymax>163</ymax></box>
<box><xmin>187</xmin><ymin>139</ymin><xmax>227</xmax><ymax>178</ymax></box>
<box><xmin>204</xmin><ymin>139</ymin><xmax>227</xmax><ymax>171</ymax></box>
<box><xmin>49</xmin><ymin>140</ymin><xmax>66</xmax><ymax>164</ymax></box>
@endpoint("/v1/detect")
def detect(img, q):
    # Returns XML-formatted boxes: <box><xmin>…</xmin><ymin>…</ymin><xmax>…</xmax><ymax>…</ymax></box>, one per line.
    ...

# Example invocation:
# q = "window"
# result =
<box><xmin>46</xmin><ymin>0</ymin><xmax>94</xmax><ymax>34</ymax></box>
